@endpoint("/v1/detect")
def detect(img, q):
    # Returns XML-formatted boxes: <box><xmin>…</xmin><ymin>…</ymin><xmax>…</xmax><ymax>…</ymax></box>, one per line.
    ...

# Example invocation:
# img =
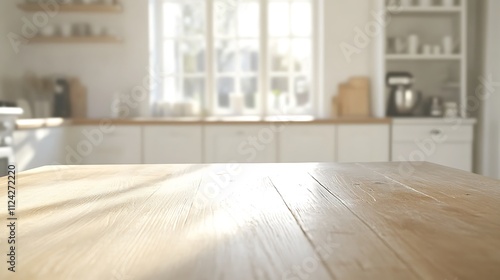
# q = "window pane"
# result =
<box><xmin>182</xmin><ymin>1</ymin><xmax>205</xmax><ymax>36</ymax></box>
<box><xmin>270</xmin><ymin>40</ymin><xmax>290</xmax><ymax>72</ymax></box>
<box><xmin>163</xmin><ymin>77</ymin><xmax>179</xmax><ymax>102</ymax></box>
<box><xmin>162</xmin><ymin>2</ymin><xmax>182</xmax><ymax>37</ymax></box>
<box><xmin>217</xmin><ymin>77</ymin><xmax>235</xmax><ymax>108</ymax></box>
<box><xmin>270</xmin><ymin>77</ymin><xmax>289</xmax><ymax>111</ymax></box>
<box><xmin>163</xmin><ymin>40</ymin><xmax>181</xmax><ymax>74</ymax></box>
<box><xmin>241</xmin><ymin>77</ymin><xmax>257</xmax><ymax>108</ymax></box>
<box><xmin>214</xmin><ymin>0</ymin><xmax>237</xmax><ymax>36</ymax></box>
<box><xmin>292</xmin><ymin>39</ymin><xmax>311</xmax><ymax>73</ymax></box>
<box><xmin>294</xmin><ymin>76</ymin><xmax>311</xmax><ymax>107</ymax></box>
<box><xmin>181</xmin><ymin>40</ymin><xmax>205</xmax><ymax>73</ymax></box>
<box><xmin>239</xmin><ymin>40</ymin><xmax>259</xmax><ymax>72</ymax></box>
<box><xmin>269</xmin><ymin>1</ymin><xmax>290</xmax><ymax>36</ymax></box>
<box><xmin>238</xmin><ymin>2</ymin><xmax>259</xmax><ymax>37</ymax></box>
<box><xmin>291</xmin><ymin>1</ymin><xmax>311</xmax><ymax>36</ymax></box>
<box><xmin>216</xmin><ymin>40</ymin><xmax>237</xmax><ymax>72</ymax></box>
<box><xmin>183</xmin><ymin>78</ymin><xmax>204</xmax><ymax>102</ymax></box>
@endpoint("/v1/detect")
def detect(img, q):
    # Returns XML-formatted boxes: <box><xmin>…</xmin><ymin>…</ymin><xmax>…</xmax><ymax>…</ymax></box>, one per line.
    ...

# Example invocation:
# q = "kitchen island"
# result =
<box><xmin>1</xmin><ymin>162</ymin><xmax>499</xmax><ymax>279</ymax></box>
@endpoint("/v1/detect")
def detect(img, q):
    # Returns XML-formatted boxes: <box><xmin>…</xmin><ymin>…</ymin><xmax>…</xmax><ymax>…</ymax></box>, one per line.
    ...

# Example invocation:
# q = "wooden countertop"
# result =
<box><xmin>15</xmin><ymin>117</ymin><xmax>391</xmax><ymax>130</ymax></box>
<box><xmin>1</xmin><ymin>162</ymin><xmax>499</xmax><ymax>279</ymax></box>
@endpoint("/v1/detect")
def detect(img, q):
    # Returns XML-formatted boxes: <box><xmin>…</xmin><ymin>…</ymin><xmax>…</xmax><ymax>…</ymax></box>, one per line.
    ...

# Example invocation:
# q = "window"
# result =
<box><xmin>150</xmin><ymin>0</ymin><xmax>319</xmax><ymax>117</ymax></box>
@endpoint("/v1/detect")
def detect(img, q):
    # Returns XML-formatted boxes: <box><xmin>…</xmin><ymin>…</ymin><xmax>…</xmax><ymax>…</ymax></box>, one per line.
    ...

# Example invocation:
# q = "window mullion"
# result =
<box><xmin>206</xmin><ymin>0</ymin><xmax>214</xmax><ymax>116</ymax></box>
<box><xmin>260</xmin><ymin>0</ymin><xmax>268</xmax><ymax>117</ymax></box>
<box><xmin>288</xmin><ymin>1</ymin><xmax>293</xmax><ymax>115</ymax></box>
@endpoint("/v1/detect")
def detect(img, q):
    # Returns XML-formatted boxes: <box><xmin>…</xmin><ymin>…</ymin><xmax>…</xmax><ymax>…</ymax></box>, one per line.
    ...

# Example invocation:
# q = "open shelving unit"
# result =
<box><xmin>17</xmin><ymin>2</ymin><xmax>124</xmax><ymax>44</ymax></box>
<box><xmin>17</xmin><ymin>3</ymin><xmax>123</xmax><ymax>13</ymax></box>
<box><xmin>373</xmin><ymin>0</ymin><xmax>468</xmax><ymax>118</ymax></box>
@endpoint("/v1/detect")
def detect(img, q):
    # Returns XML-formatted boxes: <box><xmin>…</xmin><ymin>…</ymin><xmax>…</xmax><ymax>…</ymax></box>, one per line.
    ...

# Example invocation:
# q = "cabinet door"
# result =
<box><xmin>68</xmin><ymin>126</ymin><xmax>142</xmax><ymax>164</ymax></box>
<box><xmin>143</xmin><ymin>125</ymin><xmax>202</xmax><ymax>164</ymax></box>
<box><xmin>279</xmin><ymin>125</ymin><xmax>336</xmax><ymax>162</ymax></box>
<box><xmin>14</xmin><ymin>127</ymin><xmax>66</xmax><ymax>171</ymax></box>
<box><xmin>391</xmin><ymin>124</ymin><xmax>474</xmax><ymax>172</ymax></box>
<box><xmin>392</xmin><ymin>142</ymin><xmax>472</xmax><ymax>171</ymax></box>
<box><xmin>337</xmin><ymin>124</ymin><xmax>390</xmax><ymax>162</ymax></box>
<box><xmin>204</xmin><ymin>125</ymin><xmax>278</xmax><ymax>163</ymax></box>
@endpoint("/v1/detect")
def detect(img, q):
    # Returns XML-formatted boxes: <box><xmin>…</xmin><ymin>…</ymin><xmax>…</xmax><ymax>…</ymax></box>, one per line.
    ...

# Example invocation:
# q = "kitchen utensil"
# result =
<box><xmin>386</xmin><ymin>72</ymin><xmax>421</xmax><ymax>116</ymax></box>
<box><xmin>428</xmin><ymin>96</ymin><xmax>443</xmax><ymax>117</ymax></box>
<box><xmin>69</xmin><ymin>78</ymin><xmax>87</xmax><ymax>118</ymax></box>
<box><xmin>338</xmin><ymin>77</ymin><xmax>370</xmax><ymax>117</ymax></box>
<box><xmin>443</xmin><ymin>102</ymin><xmax>458</xmax><ymax>118</ymax></box>
<box><xmin>442</xmin><ymin>36</ymin><xmax>454</xmax><ymax>54</ymax></box>
<box><xmin>53</xmin><ymin>78</ymin><xmax>71</xmax><ymax>118</ymax></box>
<box><xmin>408</xmin><ymin>34</ymin><xmax>419</xmax><ymax>54</ymax></box>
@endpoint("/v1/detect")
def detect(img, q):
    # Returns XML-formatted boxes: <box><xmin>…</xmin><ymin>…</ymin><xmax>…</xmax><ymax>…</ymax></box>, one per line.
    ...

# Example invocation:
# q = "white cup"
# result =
<box><xmin>442</xmin><ymin>36</ymin><xmax>454</xmax><ymax>54</ymax></box>
<box><xmin>407</xmin><ymin>34</ymin><xmax>419</xmax><ymax>54</ymax></box>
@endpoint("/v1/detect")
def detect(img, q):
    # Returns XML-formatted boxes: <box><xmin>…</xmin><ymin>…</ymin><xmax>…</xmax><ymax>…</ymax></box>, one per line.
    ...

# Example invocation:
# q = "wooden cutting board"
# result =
<box><xmin>337</xmin><ymin>77</ymin><xmax>371</xmax><ymax>117</ymax></box>
<box><xmin>69</xmin><ymin>78</ymin><xmax>87</xmax><ymax>118</ymax></box>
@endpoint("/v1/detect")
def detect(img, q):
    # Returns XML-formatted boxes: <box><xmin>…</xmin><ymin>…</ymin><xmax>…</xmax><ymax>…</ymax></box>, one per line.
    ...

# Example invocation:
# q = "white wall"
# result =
<box><xmin>323</xmin><ymin>0</ymin><xmax>378</xmax><ymax>117</ymax></box>
<box><xmin>0</xmin><ymin>0</ymin><xmax>149</xmax><ymax>118</ymax></box>
<box><xmin>481</xmin><ymin>0</ymin><xmax>500</xmax><ymax>179</ymax></box>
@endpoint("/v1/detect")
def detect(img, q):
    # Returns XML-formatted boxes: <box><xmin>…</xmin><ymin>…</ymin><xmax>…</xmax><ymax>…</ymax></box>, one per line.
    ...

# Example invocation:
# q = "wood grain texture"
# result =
<box><xmin>1</xmin><ymin>162</ymin><xmax>499</xmax><ymax>279</ymax></box>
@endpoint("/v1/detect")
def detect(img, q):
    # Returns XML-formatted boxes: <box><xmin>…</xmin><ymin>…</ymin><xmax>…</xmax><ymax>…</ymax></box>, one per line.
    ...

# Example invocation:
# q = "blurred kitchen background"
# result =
<box><xmin>0</xmin><ymin>0</ymin><xmax>498</xmax><ymax>179</ymax></box>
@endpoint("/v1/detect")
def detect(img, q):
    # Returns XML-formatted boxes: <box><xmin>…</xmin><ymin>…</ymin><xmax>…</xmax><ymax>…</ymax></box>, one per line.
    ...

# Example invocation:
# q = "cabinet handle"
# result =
<box><xmin>430</xmin><ymin>129</ymin><xmax>442</xmax><ymax>135</ymax></box>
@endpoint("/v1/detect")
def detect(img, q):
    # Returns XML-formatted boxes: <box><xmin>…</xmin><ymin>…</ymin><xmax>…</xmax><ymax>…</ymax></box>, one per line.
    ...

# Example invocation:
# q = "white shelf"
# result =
<box><xmin>387</xmin><ymin>6</ymin><xmax>462</xmax><ymax>14</ymax></box>
<box><xmin>386</xmin><ymin>54</ymin><xmax>461</xmax><ymax>61</ymax></box>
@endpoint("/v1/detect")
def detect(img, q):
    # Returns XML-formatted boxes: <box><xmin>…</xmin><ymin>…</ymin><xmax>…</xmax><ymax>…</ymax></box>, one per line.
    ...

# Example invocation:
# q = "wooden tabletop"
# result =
<box><xmin>1</xmin><ymin>162</ymin><xmax>499</xmax><ymax>279</ymax></box>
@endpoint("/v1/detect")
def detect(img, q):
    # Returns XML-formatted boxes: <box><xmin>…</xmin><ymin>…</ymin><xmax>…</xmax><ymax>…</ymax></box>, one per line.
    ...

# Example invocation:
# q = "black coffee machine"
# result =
<box><xmin>53</xmin><ymin>78</ymin><xmax>71</xmax><ymax>118</ymax></box>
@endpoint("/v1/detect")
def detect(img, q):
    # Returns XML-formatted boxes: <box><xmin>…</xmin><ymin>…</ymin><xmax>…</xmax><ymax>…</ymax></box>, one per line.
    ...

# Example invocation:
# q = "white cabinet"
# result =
<box><xmin>204</xmin><ymin>125</ymin><xmax>278</xmax><ymax>163</ymax></box>
<box><xmin>14</xmin><ymin>127</ymin><xmax>67</xmax><ymax>171</ymax></box>
<box><xmin>68</xmin><ymin>125</ymin><xmax>142</xmax><ymax>164</ymax></box>
<box><xmin>143</xmin><ymin>125</ymin><xmax>202</xmax><ymax>164</ymax></box>
<box><xmin>278</xmin><ymin>124</ymin><xmax>336</xmax><ymax>162</ymax></box>
<box><xmin>337</xmin><ymin>124</ymin><xmax>390</xmax><ymax>163</ymax></box>
<box><xmin>392</xmin><ymin>120</ymin><xmax>475</xmax><ymax>171</ymax></box>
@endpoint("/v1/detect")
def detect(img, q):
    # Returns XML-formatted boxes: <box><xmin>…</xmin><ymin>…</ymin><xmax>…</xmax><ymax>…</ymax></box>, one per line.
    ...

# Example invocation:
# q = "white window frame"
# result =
<box><xmin>149</xmin><ymin>0</ymin><xmax>322</xmax><ymax>117</ymax></box>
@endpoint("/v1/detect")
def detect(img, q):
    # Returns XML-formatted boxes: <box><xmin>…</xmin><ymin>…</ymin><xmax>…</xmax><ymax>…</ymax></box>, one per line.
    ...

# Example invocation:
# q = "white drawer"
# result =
<box><xmin>393</xmin><ymin>124</ymin><xmax>473</xmax><ymax>143</ymax></box>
